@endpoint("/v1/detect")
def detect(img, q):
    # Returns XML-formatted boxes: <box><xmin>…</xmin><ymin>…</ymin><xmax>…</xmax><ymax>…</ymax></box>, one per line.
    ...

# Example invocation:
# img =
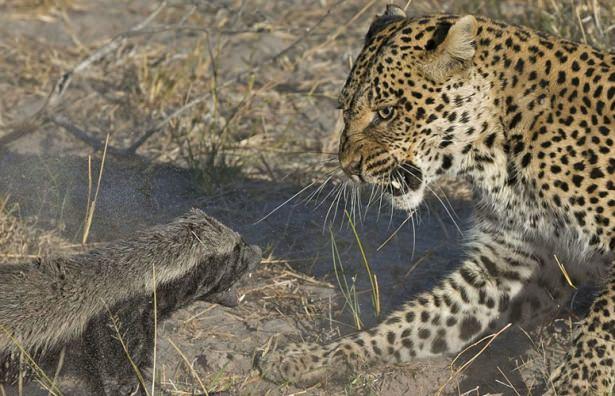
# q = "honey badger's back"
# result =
<box><xmin>0</xmin><ymin>209</ymin><xmax>261</xmax><ymax>393</ymax></box>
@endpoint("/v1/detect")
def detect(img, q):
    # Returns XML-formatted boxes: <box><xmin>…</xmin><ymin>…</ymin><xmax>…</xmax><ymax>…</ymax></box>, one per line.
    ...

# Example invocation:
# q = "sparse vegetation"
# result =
<box><xmin>331</xmin><ymin>226</ymin><xmax>364</xmax><ymax>330</ymax></box>
<box><xmin>0</xmin><ymin>0</ymin><xmax>613</xmax><ymax>394</ymax></box>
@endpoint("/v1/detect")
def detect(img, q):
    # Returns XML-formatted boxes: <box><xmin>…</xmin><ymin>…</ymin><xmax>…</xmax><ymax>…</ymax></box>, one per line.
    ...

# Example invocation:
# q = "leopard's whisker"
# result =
<box><xmin>324</xmin><ymin>182</ymin><xmax>345</xmax><ymax>229</ymax></box>
<box><xmin>304</xmin><ymin>172</ymin><xmax>336</xmax><ymax>205</ymax></box>
<box><xmin>254</xmin><ymin>180</ymin><xmax>318</xmax><ymax>224</ymax></box>
<box><xmin>410</xmin><ymin>211</ymin><xmax>416</xmax><ymax>261</ymax></box>
<box><xmin>387</xmin><ymin>173</ymin><xmax>398</xmax><ymax>229</ymax></box>
<box><xmin>365</xmin><ymin>182</ymin><xmax>378</xmax><ymax>217</ymax></box>
<box><xmin>377</xmin><ymin>183</ymin><xmax>386</xmax><ymax>222</ymax></box>
<box><xmin>350</xmin><ymin>184</ymin><xmax>357</xmax><ymax>227</ymax></box>
<box><xmin>341</xmin><ymin>183</ymin><xmax>351</xmax><ymax>230</ymax></box>
<box><xmin>377</xmin><ymin>210</ymin><xmax>414</xmax><ymax>251</ymax></box>
<box><xmin>331</xmin><ymin>180</ymin><xmax>348</xmax><ymax>228</ymax></box>
<box><xmin>314</xmin><ymin>182</ymin><xmax>342</xmax><ymax>211</ymax></box>
<box><xmin>355</xmin><ymin>183</ymin><xmax>364</xmax><ymax>225</ymax></box>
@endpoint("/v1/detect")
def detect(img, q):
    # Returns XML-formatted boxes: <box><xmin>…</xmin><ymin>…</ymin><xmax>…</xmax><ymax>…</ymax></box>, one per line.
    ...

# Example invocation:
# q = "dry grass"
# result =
<box><xmin>0</xmin><ymin>0</ymin><xmax>613</xmax><ymax>394</ymax></box>
<box><xmin>0</xmin><ymin>197</ymin><xmax>68</xmax><ymax>262</ymax></box>
<box><xmin>1</xmin><ymin>0</ymin><xmax>612</xmax><ymax>184</ymax></box>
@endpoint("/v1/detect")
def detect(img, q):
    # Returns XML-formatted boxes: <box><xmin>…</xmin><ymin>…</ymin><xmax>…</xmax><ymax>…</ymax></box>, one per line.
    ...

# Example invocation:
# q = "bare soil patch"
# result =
<box><xmin>0</xmin><ymin>0</ymin><xmax>612</xmax><ymax>394</ymax></box>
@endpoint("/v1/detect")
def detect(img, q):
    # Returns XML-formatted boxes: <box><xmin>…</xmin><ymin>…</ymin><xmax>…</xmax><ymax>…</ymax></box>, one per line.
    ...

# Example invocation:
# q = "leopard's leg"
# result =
<box><xmin>548</xmin><ymin>266</ymin><xmax>615</xmax><ymax>396</ymax></box>
<box><xmin>259</xmin><ymin>221</ymin><xmax>571</xmax><ymax>384</ymax></box>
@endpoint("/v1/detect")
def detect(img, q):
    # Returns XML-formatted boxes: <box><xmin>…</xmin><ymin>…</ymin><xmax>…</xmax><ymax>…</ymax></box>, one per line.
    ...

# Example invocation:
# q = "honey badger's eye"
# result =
<box><xmin>377</xmin><ymin>106</ymin><xmax>395</xmax><ymax>120</ymax></box>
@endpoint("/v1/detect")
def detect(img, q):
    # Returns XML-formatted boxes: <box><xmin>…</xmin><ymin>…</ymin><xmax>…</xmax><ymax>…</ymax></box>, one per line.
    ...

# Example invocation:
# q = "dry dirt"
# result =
<box><xmin>0</xmin><ymin>0</ymin><xmax>612</xmax><ymax>395</ymax></box>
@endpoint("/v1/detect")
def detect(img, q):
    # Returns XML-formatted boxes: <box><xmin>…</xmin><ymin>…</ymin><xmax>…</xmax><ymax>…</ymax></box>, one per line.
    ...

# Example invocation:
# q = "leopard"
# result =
<box><xmin>258</xmin><ymin>5</ymin><xmax>615</xmax><ymax>395</ymax></box>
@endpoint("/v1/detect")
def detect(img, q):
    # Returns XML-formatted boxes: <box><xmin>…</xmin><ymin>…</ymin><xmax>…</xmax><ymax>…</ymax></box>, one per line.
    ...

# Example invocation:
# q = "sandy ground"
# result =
<box><xmin>1</xmin><ymin>0</ymin><xmax>612</xmax><ymax>395</ymax></box>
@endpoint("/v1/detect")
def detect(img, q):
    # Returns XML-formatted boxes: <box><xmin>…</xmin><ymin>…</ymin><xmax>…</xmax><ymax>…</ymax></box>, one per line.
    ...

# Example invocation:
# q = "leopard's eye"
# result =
<box><xmin>377</xmin><ymin>106</ymin><xmax>395</xmax><ymax>120</ymax></box>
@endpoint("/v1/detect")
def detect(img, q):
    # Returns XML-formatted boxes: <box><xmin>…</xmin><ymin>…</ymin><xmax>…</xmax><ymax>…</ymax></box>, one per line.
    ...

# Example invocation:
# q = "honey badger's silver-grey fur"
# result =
<box><xmin>0</xmin><ymin>209</ymin><xmax>261</xmax><ymax>394</ymax></box>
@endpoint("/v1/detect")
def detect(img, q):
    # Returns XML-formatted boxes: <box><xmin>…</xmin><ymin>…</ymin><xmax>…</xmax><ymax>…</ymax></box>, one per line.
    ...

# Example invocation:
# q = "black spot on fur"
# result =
<box><xmin>405</xmin><ymin>311</ymin><xmax>415</xmax><ymax>323</ymax></box>
<box><xmin>425</xmin><ymin>22</ymin><xmax>452</xmax><ymax>51</ymax></box>
<box><xmin>459</xmin><ymin>317</ymin><xmax>482</xmax><ymax>341</ymax></box>
<box><xmin>430</xmin><ymin>336</ymin><xmax>448</xmax><ymax>354</ymax></box>
<box><xmin>441</xmin><ymin>155</ymin><xmax>453</xmax><ymax>170</ymax></box>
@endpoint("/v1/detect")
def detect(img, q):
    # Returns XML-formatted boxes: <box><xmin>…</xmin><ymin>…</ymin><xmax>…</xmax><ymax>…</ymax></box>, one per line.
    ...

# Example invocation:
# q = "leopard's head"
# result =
<box><xmin>338</xmin><ymin>6</ymin><xmax>484</xmax><ymax>211</ymax></box>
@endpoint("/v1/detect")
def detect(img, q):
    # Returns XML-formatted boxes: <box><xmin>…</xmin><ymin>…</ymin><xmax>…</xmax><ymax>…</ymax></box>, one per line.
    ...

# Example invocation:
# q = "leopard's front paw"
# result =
<box><xmin>256</xmin><ymin>342</ymin><xmax>332</xmax><ymax>385</ymax></box>
<box><xmin>257</xmin><ymin>340</ymin><xmax>366</xmax><ymax>385</ymax></box>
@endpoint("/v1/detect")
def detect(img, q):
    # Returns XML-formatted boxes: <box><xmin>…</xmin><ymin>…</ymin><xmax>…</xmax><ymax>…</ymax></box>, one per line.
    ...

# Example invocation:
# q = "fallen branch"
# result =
<box><xmin>50</xmin><ymin>91</ymin><xmax>211</xmax><ymax>156</ymax></box>
<box><xmin>0</xmin><ymin>1</ymin><xmax>167</xmax><ymax>149</ymax></box>
<box><xmin>51</xmin><ymin>116</ymin><xmax>128</xmax><ymax>156</ymax></box>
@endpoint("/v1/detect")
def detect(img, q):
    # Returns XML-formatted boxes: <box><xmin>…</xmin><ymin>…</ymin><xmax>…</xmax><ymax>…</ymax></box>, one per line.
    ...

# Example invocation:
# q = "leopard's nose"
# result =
<box><xmin>339</xmin><ymin>152</ymin><xmax>363</xmax><ymax>182</ymax></box>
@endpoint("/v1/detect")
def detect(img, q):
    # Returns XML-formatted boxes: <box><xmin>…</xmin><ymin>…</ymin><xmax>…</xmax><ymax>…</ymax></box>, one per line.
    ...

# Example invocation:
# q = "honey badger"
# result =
<box><xmin>0</xmin><ymin>209</ymin><xmax>261</xmax><ymax>394</ymax></box>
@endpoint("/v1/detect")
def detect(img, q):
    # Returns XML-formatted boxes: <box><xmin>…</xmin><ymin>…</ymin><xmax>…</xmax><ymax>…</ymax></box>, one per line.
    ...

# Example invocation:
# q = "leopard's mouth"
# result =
<box><xmin>385</xmin><ymin>162</ymin><xmax>423</xmax><ymax>197</ymax></box>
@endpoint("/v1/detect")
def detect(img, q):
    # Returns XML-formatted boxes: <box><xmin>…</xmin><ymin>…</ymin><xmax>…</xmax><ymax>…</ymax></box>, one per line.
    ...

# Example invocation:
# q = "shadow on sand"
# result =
<box><xmin>0</xmin><ymin>149</ymin><xmax>541</xmax><ymax>394</ymax></box>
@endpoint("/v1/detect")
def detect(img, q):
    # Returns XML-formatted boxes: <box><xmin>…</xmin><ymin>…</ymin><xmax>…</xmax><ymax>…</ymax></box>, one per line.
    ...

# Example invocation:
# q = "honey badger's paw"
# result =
<box><xmin>256</xmin><ymin>341</ymin><xmax>363</xmax><ymax>385</ymax></box>
<box><xmin>547</xmin><ymin>335</ymin><xmax>614</xmax><ymax>396</ymax></box>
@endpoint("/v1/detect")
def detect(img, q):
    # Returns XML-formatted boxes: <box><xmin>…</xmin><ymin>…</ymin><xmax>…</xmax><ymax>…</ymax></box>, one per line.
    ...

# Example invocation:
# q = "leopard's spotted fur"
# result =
<box><xmin>260</xmin><ymin>6</ymin><xmax>615</xmax><ymax>394</ymax></box>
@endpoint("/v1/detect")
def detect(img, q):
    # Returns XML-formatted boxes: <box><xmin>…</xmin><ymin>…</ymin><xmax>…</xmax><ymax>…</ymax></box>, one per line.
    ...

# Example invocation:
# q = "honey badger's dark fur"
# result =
<box><xmin>0</xmin><ymin>209</ymin><xmax>261</xmax><ymax>394</ymax></box>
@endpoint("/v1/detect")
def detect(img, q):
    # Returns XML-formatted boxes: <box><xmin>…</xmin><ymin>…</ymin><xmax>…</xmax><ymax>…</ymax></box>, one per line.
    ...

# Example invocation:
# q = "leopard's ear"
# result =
<box><xmin>383</xmin><ymin>4</ymin><xmax>406</xmax><ymax>18</ymax></box>
<box><xmin>365</xmin><ymin>4</ymin><xmax>407</xmax><ymax>44</ymax></box>
<box><xmin>421</xmin><ymin>15</ymin><xmax>478</xmax><ymax>82</ymax></box>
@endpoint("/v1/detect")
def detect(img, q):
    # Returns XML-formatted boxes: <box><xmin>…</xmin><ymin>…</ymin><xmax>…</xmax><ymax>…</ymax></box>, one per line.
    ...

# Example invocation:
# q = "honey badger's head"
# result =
<box><xmin>156</xmin><ymin>238</ymin><xmax>261</xmax><ymax>310</ymax></box>
<box><xmin>198</xmin><ymin>242</ymin><xmax>261</xmax><ymax>307</ymax></box>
